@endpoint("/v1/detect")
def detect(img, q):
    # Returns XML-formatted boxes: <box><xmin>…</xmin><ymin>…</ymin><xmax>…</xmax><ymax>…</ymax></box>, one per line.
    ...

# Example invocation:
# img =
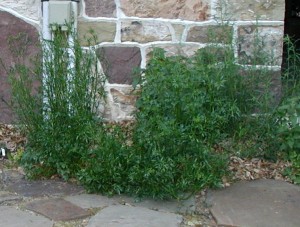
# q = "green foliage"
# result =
<box><xmin>9</xmin><ymin>28</ymin><xmax>106</xmax><ymax>180</ymax></box>
<box><xmin>7</xmin><ymin>22</ymin><xmax>300</xmax><ymax>199</ymax></box>
<box><xmin>126</xmin><ymin>144</ymin><xmax>228</xmax><ymax>199</ymax></box>
<box><xmin>276</xmin><ymin>96</ymin><xmax>300</xmax><ymax>153</ymax></box>
<box><xmin>135</xmin><ymin>48</ymin><xmax>241</xmax><ymax>144</ymax></box>
<box><xmin>282</xmin><ymin>36</ymin><xmax>300</xmax><ymax>93</ymax></box>
<box><xmin>283</xmin><ymin>151</ymin><xmax>300</xmax><ymax>184</ymax></box>
<box><xmin>129</xmin><ymin>47</ymin><xmax>243</xmax><ymax>198</ymax></box>
<box><xmin>274</xmin><ymin>36</ymin><xmax>300</xmax><ymax>183</ymax></box>
<box><xmin>77</xmin><ymin>126</ymin><xmax>128</xmax><ymax>196</ymax></box>
<box><xmin>126</xmin><ymin>25</ymin><xmax>284</xmax><ymax>196</ymax></box>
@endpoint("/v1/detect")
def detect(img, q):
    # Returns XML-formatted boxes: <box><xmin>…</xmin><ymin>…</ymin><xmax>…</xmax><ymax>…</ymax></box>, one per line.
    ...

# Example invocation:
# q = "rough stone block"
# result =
<box><xmin>145</xmin><ymin>44</ymin><xmax>202</xmax><ymax>63</ymax></box>
<box><xmin>100</xmin><ymin>85</ymin><xmax>138</xmax><ymax>121</ymax></box>
<box><xmin>78</xmin><ymin>20</ymin><xmax>116</xmax><ymax>46</ymax></box>
<box><xmin>121</xmin><ymin>21</ymin><xmax>172</xmax><ymax>43</ymax></box>
<box><xmin>0</xmin><ymin>11</ymin><xmax>39</xmax><ymax>124</ymax></box>
<box><xmin>96</xmin><ymin>46</ymin><xmax>141</xmax><ymax>84</ymax></box>
<box><xmin>237</xmin><ymin>25</ymin><xmax>284</xmax><ymax>66</ymax></box>
<box><xmin>214</xmin><ymin>0</ymin><xmax>285</xmax><ymax>21</ymax></box>
<box><xmin>84</xmin><ymin>0</ymin><xmax>116</xmax><ymax>17</ymax></box>
<box><xmin>0</xmin><ymin>0</ymin><xmax>39</xmax><ymax>20</ymax></box>
<box><xmin>187</xmin><ymin>25</ymin><xmax>233</xmax><ymax>44</ymax></box>
<box><xmin>110</xmin><ymin>88</ymin><xmax>138</xmax><ymax>106</ymax></box>
<box><xmin>145</xmin><ymin>45</ymin><xmax>233</xmax><ymax>69</ymax></box>
<box><xmin>120</xmin><ymin>0</ymin><xmax>210</xmax><ymax>21</ymax></box>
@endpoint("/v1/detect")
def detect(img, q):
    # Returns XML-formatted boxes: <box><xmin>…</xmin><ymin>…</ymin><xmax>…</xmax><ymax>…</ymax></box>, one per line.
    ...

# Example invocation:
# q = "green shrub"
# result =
<box><xmin>77</xmin><ymin>126</ymin><xmax>128</xmax><ymax>195</ymax></box>
<box><xmin>275</xmin><ymin>36</ymin><xmax>300</xmax><ymax>183</ymax></box>
<box><xmin>6</xmin><ymin>23</ymin><xmax>295</xmax><ymax>199</ymax></box>
<box><xmin>134</xmin><ymin>48</ymin><xmax>242</xmax><ymax>144</ymax></box>
<box><xmin>283</xmin><ymin>151</ymin><xmax>300</xmax><ymax>184</ymax></box>
<box><xmin>276</xmin><ymin>96</ymin><xmax>300</xmax><ymax>154</ymax></box>
<box><xmin>129</xmin><ymin>48</ymin><xmax>243</xmax><ymax>198</ymax></box>
<box><xmin>126</xmin><ymin>143</ymin><xmax>228</xmax><ymax>199</ymax></box>
<box><xmin>9</xmin><ymin>28</ymin><xmax>106</xmax><ymax>180</ymax></box>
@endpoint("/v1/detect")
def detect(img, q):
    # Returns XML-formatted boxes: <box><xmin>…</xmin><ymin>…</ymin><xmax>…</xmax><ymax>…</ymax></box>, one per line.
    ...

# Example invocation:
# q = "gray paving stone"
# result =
<box><xmin>87</xmin><ymin>205</ymin><xmax>183</xmax><ymax>227</ymax></box>
<box><xmin>65</xmin><ymin>193</ymin><xmax>118</xmax><ymax>209</ymax></box>
<box><xmin>26</xmin><ymin>198</ymin><xmax>90</xmax><ymax>221</ymax></box>
<box><xmin>207</xmin><ymin>179</ymin><xmax>300</xmax><ymax>227</ymax></box>
<box><xmin>2</xmin><ymin>169</ymin><xmax>25</xmax><ymax>181</ymax></box>
<box><xmin>113</xmin><ymin>194</ymin><xmax>195</xmax><ymax>214</ymax></box>
<box><xmin>0</xmin><ymin>206</ymin><xmax>53</xmax><ymax>227</ymax></box>
<box><xmin>8</xmin><ymin>179</ymin><xmax>84</xmax><ymax>197</ymax></box>
<box><xmin>0</xmin><ymin>191</ymin><xmax>21</xmax><ymax>204</ymax></box>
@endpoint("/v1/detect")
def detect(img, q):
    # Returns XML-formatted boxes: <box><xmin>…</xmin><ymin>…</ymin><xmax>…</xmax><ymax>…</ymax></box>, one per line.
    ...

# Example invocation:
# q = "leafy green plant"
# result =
<box><xmin>276</xmin><ymin>96</ymin><xmax>300</xmax><ymax>154</ymax></box>
<box><xmin>8</xmin><ymin>27</ymin><xmax>106</xmax><ymax>180</ymax></box>
<box><xmin>77</xmin><ymin>126</ymin><xmax>128</xmax><ymax>195</ymax></box>
<box><xmin>273</xmin><ymin>36</ymin><xmax>300</xmax><ymax>183</ymax></box>
<box><xmin>126</xmin><ymin>23</ymin><xmax>285</xmax><ymax>197</ymax></box>
<box><xmin>8</xmin><ymin>147</ymin><xmax>24</xmax><ymax>166</ymax></box>
<box><xmin>282</xmin><ymin>36</ymin><xmax>300</xmax><ymax>97</ymax></box>
<box><xmin>6</xmin><ymin>20</ymin><xmax>298</xmax><ymax>199</ymax></box>
<box><xmin>283</xmin><ymin>151</ymin><xmax>300</xmax><ymax>184</ymax></box>
<box><xmin>275</xmin><ymin>36</ymin><xmax>300</xmax><ymax>156</ymax></box>
<box><xmin>128</xmin><ymin>47</ymin><xmax>243</xmax><ymax>198</ymax></box>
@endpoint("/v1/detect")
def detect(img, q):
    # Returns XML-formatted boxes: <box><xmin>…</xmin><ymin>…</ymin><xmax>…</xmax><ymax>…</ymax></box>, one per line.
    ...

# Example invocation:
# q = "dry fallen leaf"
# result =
<box><xmin>0</xmin><ymin>123</ymin><xmax>26</xmax><ymax>152</ymax></box>
<box><xmin>227</xmin><ymin>155</ymin><xmax>292</xmax><ymax>184</ymax></box>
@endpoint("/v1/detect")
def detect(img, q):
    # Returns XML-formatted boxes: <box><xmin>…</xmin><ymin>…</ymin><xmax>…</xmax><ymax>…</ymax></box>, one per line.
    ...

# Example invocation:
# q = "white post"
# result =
<box><xmin>42</xmin><ymin>0</ymin><xmax>51</xmax><ymax>41</ymax></box>
<box><xmin>41</xmin><ymin>0</ymin><xmax>52</xmax><ymax>119</ymax></box>
<box><xmin>71</xmin><ymin>0</ymin><xmax>79</xmax><ymax>31</ymax></box>
<box><xmin>67</xmin><ymin>0</ymin><xmax>79</xmax><ymax>114</ymax></box>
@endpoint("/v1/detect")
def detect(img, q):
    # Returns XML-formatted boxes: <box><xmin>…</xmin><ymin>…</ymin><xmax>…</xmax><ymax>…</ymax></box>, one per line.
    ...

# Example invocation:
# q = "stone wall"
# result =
<box><xmin>0</xmin><ymin>0</ymin><xmax>285</xmax><ymax>123</ymax></box>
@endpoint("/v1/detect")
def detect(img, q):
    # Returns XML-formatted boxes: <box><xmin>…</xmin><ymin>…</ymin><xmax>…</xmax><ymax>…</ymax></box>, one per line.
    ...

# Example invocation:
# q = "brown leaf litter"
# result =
<box><xmin>0</xmin><ymin>123</ymin><xmax>26</xmax><ymax>152</ymax></box>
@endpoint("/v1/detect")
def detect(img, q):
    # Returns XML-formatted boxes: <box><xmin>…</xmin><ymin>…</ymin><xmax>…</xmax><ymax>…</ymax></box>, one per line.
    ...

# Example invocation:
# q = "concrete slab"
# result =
<box><xmin>26</xmin><ymin>198</ymin><xmax>90</xmax><ymax>221</ymax></box>
<box><xmin>64</xmin><ymin>193</ymin><xmax>118</xmax><ymax>209</ymax></box>
<box><xmin>0</xmin><ymin>206</ymin><xmax>53</xmax><ymax>227</ymax></box>
<box><xmin>207</xmin><ymin>179</ymin><xmax>300</xmax><ymax>227</ymax></box>
<box><xmin>87</xmin><ymin>205</ymin><xmax>183</xmax><ymax>227</ymax></box>
<box><xmin>8</xmin><ymin>179</ymin><xmax>84</xmax><ymax>197</ymax></box>
<box><xmin>113</xmin><ymin>194</ymin><xmax>195</xmax><ymax>214</ymax></box>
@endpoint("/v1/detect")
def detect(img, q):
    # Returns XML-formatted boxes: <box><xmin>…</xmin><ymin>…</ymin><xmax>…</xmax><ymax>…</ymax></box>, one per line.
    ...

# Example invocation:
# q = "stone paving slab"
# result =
<box><xmin>8</xmin><ymin>179</ymin><xmax>84</xmax><ymax>197</ymax></box>
<box><xmin>65</xmin><ymin>193</ymin><xmax>118</xmax><ymax>209</ymax></box>
<box><xmin>1</xmin><ymin>169</ymin><xmax>25</xmax><ymax>183</ymax></box>
<box><xmin>112</xmin><ymin>194</ymin><xmax>195</xmax><ymax>214</ymax></box>
<box><xmin>0</xmin><ymin>190</ymin><xmax>22</xmax><ymax>204</ymax></box>
<box><xmin>65</xmin><ymin>193</ymin><xmax>195</xmax><ymax>213</ymax></box>
<box><xmin>87</xmin><ymin>205</ymin><xmax>183</xmax><ymax>227</ymax></box>
<box><xmin>26</xmin><ymin>198</ymin><xmax>91</xmax><ymax>221</ymax></box>
<box><xmin>0</xmin><ymin>206</ymin><xmax>53</xmax><ymax>227</ymax></box>
<box><xmin>207</xmin><ymin>179</ymin><xmax>300</xmax><ymax>227</ymax></box>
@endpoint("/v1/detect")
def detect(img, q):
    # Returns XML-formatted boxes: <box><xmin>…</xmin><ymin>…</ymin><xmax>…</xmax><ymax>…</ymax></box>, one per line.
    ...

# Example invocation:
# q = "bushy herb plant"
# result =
<box><xmin>7</xmin><ymin>21</ymin><xmax>300</xmax><ymax>198</ymax></box>
<box><xmin>127</xmin><ymin>47</ymin><xmax>242</xmax><ymax>198</ymax></box>
<box><xmin>275</xmin><ymin>36</ymin><xmax>300</xmax><ymax>182</ymax></box>
<box><xmin>9</xmin><ymin>27</ymin><xmax>106</xmax><ymax>180</ymax></box>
